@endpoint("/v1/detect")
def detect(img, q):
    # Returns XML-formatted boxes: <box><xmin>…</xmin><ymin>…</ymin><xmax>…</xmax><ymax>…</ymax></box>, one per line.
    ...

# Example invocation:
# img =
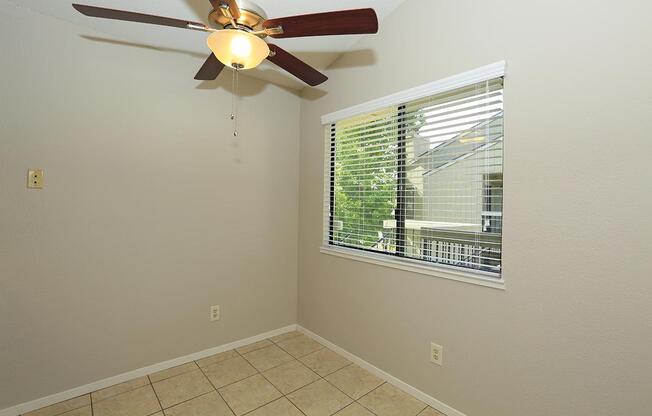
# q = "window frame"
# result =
<box><xmin>321</xmin><ymin>62</ymin><xmax>507</xmax><ymax>290</ymax></box>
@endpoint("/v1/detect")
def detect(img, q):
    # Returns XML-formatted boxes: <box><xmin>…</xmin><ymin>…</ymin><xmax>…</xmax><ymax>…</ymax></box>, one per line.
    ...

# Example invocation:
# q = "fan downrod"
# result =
<box><xmin>208</xmin><ymin>0</ymin><xmax>268</xmax><ymax>33</ymax></box>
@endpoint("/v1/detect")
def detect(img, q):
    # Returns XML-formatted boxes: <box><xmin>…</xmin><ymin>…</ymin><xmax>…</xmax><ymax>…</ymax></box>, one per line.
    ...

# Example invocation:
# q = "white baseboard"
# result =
<box><xmin>297</xmin><ymin>325</ymin><xmax>466</xmax><ymax>416</ymax></box>
<box><xmin>3</xmin><ymin>324</ymin><xmax>464</xmax><ymax>416</ymax></box>
<box><xmin>0</xmin><ymin>324</ymin><xmax>297</xmax><ymax>416</ymax></box>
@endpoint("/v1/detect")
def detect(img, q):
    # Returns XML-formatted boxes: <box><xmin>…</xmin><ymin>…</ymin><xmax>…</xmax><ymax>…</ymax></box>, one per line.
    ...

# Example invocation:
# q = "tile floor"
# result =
<box><xmin>23</xmin><ymin>331</ymin><xmax>445</xmax><ymax>416</ymax></box>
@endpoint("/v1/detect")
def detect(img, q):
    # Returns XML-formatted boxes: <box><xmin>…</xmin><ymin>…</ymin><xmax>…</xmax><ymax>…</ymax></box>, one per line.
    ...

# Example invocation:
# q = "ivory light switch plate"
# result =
<box><xmin>27</xmin><ymin>169</ymin><xmax>44</xmax><ymax>189</ymax></box>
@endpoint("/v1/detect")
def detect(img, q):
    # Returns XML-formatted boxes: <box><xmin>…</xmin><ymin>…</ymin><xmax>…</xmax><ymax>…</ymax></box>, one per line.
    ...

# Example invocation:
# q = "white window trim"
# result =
<box><xmin>321</xmin><ymin>61</ymin><xmax>507</xmax><ymax>290</ymax></box>
<box><xmin>321</xmin><ymin>61</ymin><xmax>506</xmax><ymax>125</ymax></box>
<box><xmin>320</xmin><ymin>245</ymin><xmax>505</xmax><ymax>290</ymax></box>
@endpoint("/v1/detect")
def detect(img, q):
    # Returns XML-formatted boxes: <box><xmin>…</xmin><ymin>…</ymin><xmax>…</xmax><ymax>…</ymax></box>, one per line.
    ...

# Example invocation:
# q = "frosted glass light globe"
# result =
<box><xmin>207</xmin><ymin>29</ymin><xmax>269</xmax><ymax>70</ymax></box>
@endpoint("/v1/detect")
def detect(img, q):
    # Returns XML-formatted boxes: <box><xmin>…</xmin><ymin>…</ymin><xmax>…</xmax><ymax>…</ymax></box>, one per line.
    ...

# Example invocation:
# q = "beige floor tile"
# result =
<box><xmin>358</xmin><ymin>383</ymin><xmax>427</xmax><ymax>416</ymax></box>
<box><xmin>92</xmin><ymin>376</ymin><xmax>150</xmax><ymax>403</ymax></box>
<box><xmin>59</xmin><ymin>406</ymin><xmax>92</xmax><ymax>416</ymax></box>
<box><xmin>269</xmin><ymin>331</ymin><xmax>302</xmax><ymax>344</ymax></box>
<box><xmin>218</xmin><ymin>374</ymin><xmax>282</xmax><ymax>416</ymax></box>
<box><xmin>236</xmin><ymin>339</ymin><xmax>273</xmax><ymax>354</ymax></box>
<box><xmin>243</xmin><ymin>345</ymin><xmax>294</xmax><ymax>372</ymax></box>
<box><xmin>163</xmin><ymin>391</ymin><xmax>234</xmax><ymax>416</ymax></box>
<box><xmin>152</xmin><ymin>369</ymin><xmax>213</xmax><ymax>409</ymax></box>
<box><xmin>300</xmin><ymin>348</ymin><xmax>351</xmax><ymax>377</ymax></box>
<box><xmin>286</xmin><ymin>379</ymin><xmax>352</xmax><ymax>416</ymax></box>
<box><xmin>276</xmin><ymin>334</ymin><xmax>324</xmax><ymax>358</ymax></box>
<box><xmin>202</xmin><ymin>356</ymin><xmax>257</xmax><ymax>388</ymax></box>
<box><xmin>418</xmin><ymin>407</ymin><xmax>446</xmax><ymax>416</ymax></box>
<box><xmin>262</xmin><ymin>360</ymin><xmax>320</xmax><ymax>394</ymax></box>
<box><xmin>196</xmin><ymin>350</ymin><xmax>239</xmax><ymax>368</ymax></box>
<box><xmin>93</xmin><ymin>385</ymin><xmax>161</xmax><ymax>416</ymax></box>
<box><xmin>246</xmin><ymin>397</ymin><xmax>304</xmax><ymax>416</ymax></box>
<box><xmin>149</xmin><ymin>362</ymin><xmax>198</xmax><ymax>383</ymax></box>
<box><xmin>325</xmin><ymin>365</ymin><xmax>383</xmax><ymax>399</ymax></box>
<box><xmin>335</xmin><ymin>403</ymin><xmax>375</xmax><ymax>416</ymax></box>
<box><xmin>24</xmin><ymin>395</ymin><xmax>90</xmax><ymax>416</ymax></box>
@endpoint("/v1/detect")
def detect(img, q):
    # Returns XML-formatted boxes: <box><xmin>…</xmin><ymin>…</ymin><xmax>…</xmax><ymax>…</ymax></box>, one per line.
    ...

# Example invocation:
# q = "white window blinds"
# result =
<box><xmin>324</xmin><ymin>77</ymin><xmax>504</xmax><ymax>277</ymax></box>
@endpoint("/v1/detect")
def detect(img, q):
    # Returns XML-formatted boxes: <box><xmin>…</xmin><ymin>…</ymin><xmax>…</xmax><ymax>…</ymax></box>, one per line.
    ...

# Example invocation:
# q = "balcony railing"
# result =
<box><xmin>374</xmin><ymin>224</ymin><xmax>501</xmax><ymax>274</ymax></box>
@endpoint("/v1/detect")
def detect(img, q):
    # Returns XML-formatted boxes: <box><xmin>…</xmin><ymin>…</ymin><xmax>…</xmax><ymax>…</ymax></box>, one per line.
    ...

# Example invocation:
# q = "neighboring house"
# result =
<box><xmin>380</xmin><ymin>112</ymin><xmax>504</xmax><ymax>273</ymax></box>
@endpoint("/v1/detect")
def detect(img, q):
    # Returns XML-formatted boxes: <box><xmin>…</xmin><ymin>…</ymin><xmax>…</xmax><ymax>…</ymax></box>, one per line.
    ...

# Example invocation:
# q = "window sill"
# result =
<box><xmin>320</xmin><ymin>245</ymin><xmax>505</xmax><ymax>290</ymax></box>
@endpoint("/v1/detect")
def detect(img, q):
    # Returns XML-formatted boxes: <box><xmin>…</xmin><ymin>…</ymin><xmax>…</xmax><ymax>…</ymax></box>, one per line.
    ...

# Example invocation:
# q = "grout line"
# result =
<box><xmin>10</xmin><ymin>326</ymin><xmax>299</xmax><ymax>416</ymax></box>
<box><xmin>196</xmin><ymin>358</ymin><xmax>240</xmax><ymax>416</ymax></box>
<box><xmin>313</xmin><ymin>367</ymin><xmax>356</xmax><ymax>402</ymax></box>
<box><xmin>156</xmin><ymin>390</ymin><xmax>215</xmax><ymax>413</ymax></box>
<box><xmin>233</xmin><ymin>339</ymin><xmax>275</xmax><ymax>355</ymax></box>
<box><xmin>271</xmin><ymin>335</ymin><xmax>326</xmax><ymax>361</ymax></box>
<box><xmin>282</xmin><ymin>398</ymin><xmax>309</xmax><ymax>416</ymax></box>
<box><xmin>340</xmin><ymin>401</ymin><xmax>375</xmax><ymax>416</ymax></box>
<box><xmin>30</xmin><ymin>332</ymin><xmax>422</xmax><ymax>416</ymax></box>
<box><xmin>268</xmin><ymin>331</ymin><xmax>303</xmax><ymax>344</ymax></box>
<box><xmin>89</xmin><ymin>378</ymin><xmax>151</xmax><ymax>405</ymax></box>
<box><xmin>323</xmin><ymin>362</ymin><xmax>354</xmax><ymax>376</ymax></box>
<box><xmin>240</xmin><ymin>395</ymin><xmax>309</xmax><ymax>416</ymax></box>
<box><xmin>234</xmin><ymin>341</ymin><xmax>312</xmax><ymax>416</ymax></box>
<box><xmin>258</xmin><ymin>363</ymin><xmax>320</xmax><ymax>397</ymax></box>
<box><xmin>228</xmin><ymin>335</ymin><xmax>316</xmax><ymax>416</ymax></box>
<box><xmin>207</xmin><ymin>352</ymin><xmax>284</xmax><ymax>416</ymax></box>
<box><xmin>196</xmin><ymin>352</ymin><xmax>242</xmax><ymax>371</ymax></box>
<box><xmin>84</xmin><ymin>334</ymin><xmax>312</xmax><ymax>413</ymax></box>
<box><xmin>237</xmin><ymin>345</ymin><xmax>296</xmax><ymax>373</ymax></box>
<box><xmin>236</xmin><ymin>388</ymin><xmax>284</xmax><ymax>416</ymax></box>
<box><xmin>297</xmin><ymin>328</ymin><xmax>443</xmax><ymax>416</ymax></box>
<box><xmin>208</xmin><ymin>369</ymin><xmax>261</xmax><ymax>391</ymax></box>
<box><xmin>22</xmin><ymin>395</ymin><xmax>90</xmax><ymax>416</ymax></box>
<box><xmin>257</xmin><ymin>334</ymin><xmax>375</xmax><ymax>416</ymax></box>
<box><xmin>147</xmin><ymin>375</ymin><xmax>165</xmax><ymax>414</ymax></box>
<box><xmin>148</xmin><ymin>362</ymin><xmax>199</xmax><ymax>384</ymax></box>
<box><xmin>353</xmin><ymin>382</ymin><xmax>388</xmax><ymax>416</ymax></box>
<box><xmin>270</xmin><ymin>342</ymin><xmax>388</xmax><ymax>416</ymax></box>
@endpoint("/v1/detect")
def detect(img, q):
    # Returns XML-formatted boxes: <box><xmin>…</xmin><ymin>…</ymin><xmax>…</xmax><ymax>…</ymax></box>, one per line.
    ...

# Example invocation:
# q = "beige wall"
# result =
<box><xmin>0</xmin><ymin>5</ymin><xmax>300</xmax><ymax>409</ymax></box>
<box><xmin>298</xmin><ymin>1</ymin><xmax>652</xmax><ymax>415</ymax></box>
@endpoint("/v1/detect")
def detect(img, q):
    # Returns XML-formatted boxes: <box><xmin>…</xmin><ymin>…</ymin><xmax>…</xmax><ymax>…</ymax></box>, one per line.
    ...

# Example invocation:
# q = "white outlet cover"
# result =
<box><xmin>430</xmin><ymin>342</ymin><xmax>443</xmax><ymax>366</ymax></box>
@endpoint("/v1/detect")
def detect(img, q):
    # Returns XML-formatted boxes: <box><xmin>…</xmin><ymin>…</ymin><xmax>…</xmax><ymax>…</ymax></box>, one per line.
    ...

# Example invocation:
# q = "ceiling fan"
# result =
<box><xmin>72</xmin><ymin>1</ymin><xmax>379</xmax><ymax>86</ymax></box>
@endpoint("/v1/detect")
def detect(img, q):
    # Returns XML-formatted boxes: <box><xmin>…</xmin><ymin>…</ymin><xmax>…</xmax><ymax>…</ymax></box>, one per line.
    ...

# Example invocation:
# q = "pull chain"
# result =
<box><xmin>230</xmin><ymin>66</ymin><xmax>239</xmax><ymax>137</ymax></box>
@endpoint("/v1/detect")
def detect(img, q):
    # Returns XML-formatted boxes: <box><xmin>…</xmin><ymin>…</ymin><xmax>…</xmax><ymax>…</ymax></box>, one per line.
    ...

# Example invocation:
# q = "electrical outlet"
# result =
<box><xmin>210</xmin><ymin>305</ymin><xmax>220</xmax><ymax>322</ymax></box>
<box><xmin>27</xmin><ymin>169</ymin><xmax>44</xmax><ymax>189</ymax></box>
<box><xmin>430</xmin><ymin>342</ymin><xmax>443</xmax><ymax>366</ymax></box>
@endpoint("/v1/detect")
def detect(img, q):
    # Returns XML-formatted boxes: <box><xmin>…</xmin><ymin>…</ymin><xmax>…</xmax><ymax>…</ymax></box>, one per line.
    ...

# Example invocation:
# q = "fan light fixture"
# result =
<box><xmin>72</xmin><ymin>2</ymin><xmax>379</xmax><ymax>86</ymax></box>
<box><xmin>207</xmin><ymin>29</ymin><xmax>269</xmax><ymax>70</ymax></box>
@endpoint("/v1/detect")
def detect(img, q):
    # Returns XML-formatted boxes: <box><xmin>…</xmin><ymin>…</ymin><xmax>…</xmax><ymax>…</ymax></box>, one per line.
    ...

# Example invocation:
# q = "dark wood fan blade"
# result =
<box><xmin>263</xmin><ymin>8</ymin><xmax>378</xmax><ymax>38</ymax></box>
<box><xmin>72</xmin><ymin>4</ymin><xmax>207</xmax><ymax>29</ymax></box>
<box><xmin>267</xmin><ymin>44</ymin><xmax>328</xmax><ymax>86</ymax></box>
<box><xmin>194</xmin><ymin>54</ymin><xmax>225</xmax><ymax>80</ymax></box>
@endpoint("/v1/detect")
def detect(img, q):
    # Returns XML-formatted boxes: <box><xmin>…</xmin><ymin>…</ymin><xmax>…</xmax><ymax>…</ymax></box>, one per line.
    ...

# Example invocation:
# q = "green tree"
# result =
<box><xmin>333</xmin><ymin>117</ymin><xmax>398</xmax><ymax>249</ymax></box>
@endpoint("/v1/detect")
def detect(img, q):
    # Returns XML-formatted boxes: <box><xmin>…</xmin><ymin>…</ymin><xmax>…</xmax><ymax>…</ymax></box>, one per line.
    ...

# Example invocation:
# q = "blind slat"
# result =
<box><xmin>325</xmin><ymin>77</ymin><xmax>504</xmax><ymax>277</ymax></box>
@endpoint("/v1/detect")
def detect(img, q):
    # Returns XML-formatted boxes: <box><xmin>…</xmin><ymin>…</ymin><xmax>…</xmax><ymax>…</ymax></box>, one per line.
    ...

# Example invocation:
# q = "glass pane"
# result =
<box><xmin>332</xmin><ymin>114</ymin><xmax>398</xmax><ymax>252</ymax></box>
<box><xmin>329</xmin><ymin>78</ymin><xmax>504</xmax><ymax>276</ymax></box>
<box><xmin>402</xmin><ymin>83</ymin><xmax>503</xmax><ymax>273</ymax></box>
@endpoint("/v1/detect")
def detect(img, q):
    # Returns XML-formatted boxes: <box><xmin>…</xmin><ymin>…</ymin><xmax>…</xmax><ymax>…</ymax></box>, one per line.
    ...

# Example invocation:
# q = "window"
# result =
<box><xmin>322</xmin><ymin>65</ymin><xmax>505</xmax><ymax>283</ymax></box>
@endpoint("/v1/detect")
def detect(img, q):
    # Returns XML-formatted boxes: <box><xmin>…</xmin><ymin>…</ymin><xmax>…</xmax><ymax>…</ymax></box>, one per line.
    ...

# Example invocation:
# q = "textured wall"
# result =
<box><xmin>0</xmin><ymin>5</ymin><xmax>300</xmax><ymax>409</ymax></box>
<box><xmin>297</xmin><ymin>1</ymin><xmax>652</xmax><ymax>415</ymax></box>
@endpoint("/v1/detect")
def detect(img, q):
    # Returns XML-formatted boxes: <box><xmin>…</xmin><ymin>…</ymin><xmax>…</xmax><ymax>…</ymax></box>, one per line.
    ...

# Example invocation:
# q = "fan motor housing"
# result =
<box><xmin>208</xmin><ymin>0</ymin><xmax>268</xmax><ymax>33</ymax></box>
